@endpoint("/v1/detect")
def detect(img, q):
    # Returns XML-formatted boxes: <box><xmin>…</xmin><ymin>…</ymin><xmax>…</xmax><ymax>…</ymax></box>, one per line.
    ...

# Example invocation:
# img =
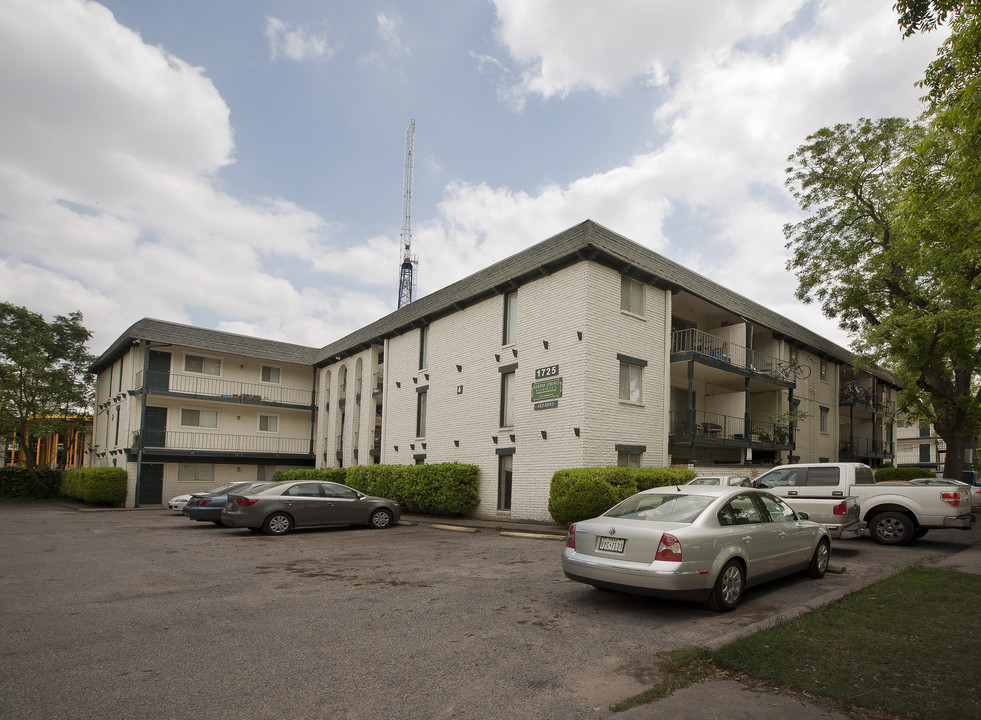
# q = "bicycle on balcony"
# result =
<box><xmin>774</xmin><ymin>359</ymin><xmax>811</xmax><ymax>381</ymax></box>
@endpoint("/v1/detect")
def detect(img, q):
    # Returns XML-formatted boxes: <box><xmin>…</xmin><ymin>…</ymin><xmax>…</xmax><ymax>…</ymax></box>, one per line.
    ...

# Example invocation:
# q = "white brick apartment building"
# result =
<box><xmin>90</xmin><ymin>221</ymin><xmax>900</xmax><ymax>520</ymax></box>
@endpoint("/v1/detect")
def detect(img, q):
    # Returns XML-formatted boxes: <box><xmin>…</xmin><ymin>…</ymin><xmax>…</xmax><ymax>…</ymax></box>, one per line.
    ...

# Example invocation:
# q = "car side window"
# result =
<box><xmin>757</xmin><ymin>468</ymin><xmax>800</xmax><ymax>488</ymax></box>
<box><xmin>805</xmin><ymin>467</ymin><xmax>841</xmax><ymax>486</ymax></box>
<box><xmin>757</xmin><ymin>493</ymin><xmax>797</xmax><ymax>523</ymax></box>
<box><xmin>727</xmin><ymin>494</ymin><xmax>765</xmax><ymax>525</ymax></box>
<box><xmin>324</xmin><ymin>484</ymin><xmax>359</xmax><ymax>500</ymax></box>
<box><xmin>286</xmin><ymin>483</ymin><xmax>324</xmax><ymax>498</ymax></box>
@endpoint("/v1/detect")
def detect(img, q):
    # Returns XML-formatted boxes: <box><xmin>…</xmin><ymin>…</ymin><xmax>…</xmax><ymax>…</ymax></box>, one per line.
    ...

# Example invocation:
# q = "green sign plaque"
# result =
<box><xmin>531</xmin><ymin>377</ymin><xmax>563</xmax><ymax>402</ymax></box>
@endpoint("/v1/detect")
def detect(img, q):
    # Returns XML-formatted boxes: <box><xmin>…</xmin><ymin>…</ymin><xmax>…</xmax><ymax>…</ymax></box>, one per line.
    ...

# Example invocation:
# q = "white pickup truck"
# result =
<box><xmin>755</xmin><ymin>462</ymin><xmax>975</xmax><ymax>546</ymax></box>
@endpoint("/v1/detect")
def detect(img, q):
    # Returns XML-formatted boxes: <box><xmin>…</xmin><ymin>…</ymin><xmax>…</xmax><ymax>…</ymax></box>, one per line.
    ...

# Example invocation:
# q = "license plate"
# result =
<box><xmin>598</xmin><ymin>536</ymin><xmax>625</xmax><ymax>553</ymax></box>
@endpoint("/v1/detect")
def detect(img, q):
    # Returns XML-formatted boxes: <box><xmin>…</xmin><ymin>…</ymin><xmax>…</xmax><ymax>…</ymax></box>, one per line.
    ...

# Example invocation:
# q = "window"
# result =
<box><xmin>416</xmin><ymin>389</ymin><xmax>427</xmax><ymax>437</ymax></box>
<box><xmin>497</xmin><ymin>453</ymin><xmax>513</xmax><ymax>511</ymax></box>
<box><xmin>258</xmin><ymin>414</ymin><xmax>279</xmax><ymax>433</ymax></box>
<box><xmin>178</xmin><ymin>463</ymin><xmax>214</xmax><ymax>482</ymax></box>
<box><xmin>500</xmin><ymin>371</ymin><xmax>515</xmax><ymax>427</ymax></box>
<box><xmin>920</xmin><ymin>443</ymin><xmax>932</xmax><ymax>463</ymax></box>
<box><xmin>184</xmin><ymin>354</ymin><xmax>221</xmax><ymax>376</ymax></box>
<box><xmin>261</xmin><ymin>365</ymin><xmax>281</xmax><ymax>384</ymax></box>
<box><xmin>180</xmin><ymin>408</ymin><xmax>217</xmax><ymax>428</ymax></box>
<box><xmin>618</xmin><ymin>356</ymin><xmax>645</xmax><ymax>403</ymax></box>
<box><xmin>618</xmin><ymin>452</ymin><xmax>641</xmax><ymax>467</ymax></box>
<box><xmin>819</xmin><ymin>406</ymin><xmax>830</xmax><ymax>433</ymax></box>
<box><xmin>502</xmin><ymin>291</ymin><xmax>517</xmax><ymax>345</ymax></box>
<box><xmin>758</xmin><ymin>493</ymin><xmax>796</xmax><ymax>523</ymax></box>
<box><xmin>805</xmin><ymin>467</ymin><xmax>841</xmax><ymax>486</ymax></box>
<box><xmin>419</xmin><ymin>325</ymin><xmax>429</xmax><ymax>370</ymax></box>
<box><xmin>819</xmin><ymin>359</ymin><xmax>828</xmax><ymax>381</ymax></box>
<box><xmin>620</xmin><ymin>276</ymin><xmax>644</xmax><ymax>316</ymax></box>
<box><xmin>285</xmin><ymin>483</ymin><xmax>324</xmax><ymax>498</ymax></box>
<box><xmin>725</xmin><ymin>494</ymin><xmax>764</xmax><ymax>525</ymax></box>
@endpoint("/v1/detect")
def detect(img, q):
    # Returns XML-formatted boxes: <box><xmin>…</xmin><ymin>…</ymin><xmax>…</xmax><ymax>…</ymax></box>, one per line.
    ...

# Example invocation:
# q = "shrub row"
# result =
<box><xmin>0</xmin><ymin>467</ymin><xmax>63</xmax><ymax>500</ymax></box>
<box><xmin>61</xmin><ymin>467</ymin><xmax>128</xmax><ymax>506</ymax></box>
<box><xmin>272</xmin><ymin>463</ymin><xmax>481</xmax><ymax>515</ymax></box>
<box><xmin>548</xmin><ymin>467</ymin><xmax>697</xmax><ymax>525</ymax></box>
<box><xmin>875</xmin><ymin>466</ymin><xmax>937</xmax><ymax>482</ymax></box>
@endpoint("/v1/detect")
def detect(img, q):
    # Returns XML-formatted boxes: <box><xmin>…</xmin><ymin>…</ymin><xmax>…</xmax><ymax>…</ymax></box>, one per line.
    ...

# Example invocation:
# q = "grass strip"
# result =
<box><xmin>614</xmin><ymin>564</ymin><xmax>981</xmax><ymax>719</ymax></box>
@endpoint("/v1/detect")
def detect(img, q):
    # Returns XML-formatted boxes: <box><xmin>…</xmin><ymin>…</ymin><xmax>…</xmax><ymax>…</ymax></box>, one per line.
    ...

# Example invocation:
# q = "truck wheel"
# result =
<box><xmin>913</xmin><ymin>527</ymin><xmax>930</xmax><ymax>539</ymax></box>
<box><xmin>869</xmin><ymin>512</ymin><xmax>914</xmax><ymax>546</ymax></box>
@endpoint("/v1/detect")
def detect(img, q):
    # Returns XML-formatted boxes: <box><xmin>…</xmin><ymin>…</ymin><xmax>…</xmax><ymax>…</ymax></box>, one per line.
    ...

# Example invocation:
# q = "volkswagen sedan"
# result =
<box><xmin>562</xmin><ymin>486</ymin><xmax>830</xmax><ymax>611</ymax></box>
<box><xmin>221</xmin><ymin>480</ymin><xmax>401</xmax><ymax>536</ymax></box>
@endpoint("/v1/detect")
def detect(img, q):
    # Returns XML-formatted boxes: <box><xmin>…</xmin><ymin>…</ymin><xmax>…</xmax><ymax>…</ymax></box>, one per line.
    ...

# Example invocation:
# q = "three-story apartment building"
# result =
<box><xmin>91</xmin><ymin>221</ymin><xmax>900</xmax><ymax>519</ymax></box>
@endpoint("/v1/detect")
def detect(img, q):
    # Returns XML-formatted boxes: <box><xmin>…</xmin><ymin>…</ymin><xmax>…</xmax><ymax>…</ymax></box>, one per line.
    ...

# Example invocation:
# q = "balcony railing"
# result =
<box><xmin>840</xmin><ymin>437</ymin><xmax>894</xmax><ymax>457</ymax></box>
<box><xmin>137</xmin><ymin>370</ymin><xmax>313</xmax><ymax>407</ymax></box>
<box><xmin>671</xmin><ymin>329</ymin><xmax>794</xmax><ymax>383</ymax></box>
<box><xmin>137</xmin><ymin>431</ymin><xmax>310</xmax><ymax>454</ymax></box>
<box><xmin>669</xmin><ymin>410</ymin><xmax>794</xmax><ymax>444</ymax></box>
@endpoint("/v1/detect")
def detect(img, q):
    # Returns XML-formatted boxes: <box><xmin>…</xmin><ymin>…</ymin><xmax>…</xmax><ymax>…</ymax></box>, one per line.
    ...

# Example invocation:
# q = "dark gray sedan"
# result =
<box><xmin>221</xmin><ymin>480</ymin><xmax>401</xmax><ymax>536</ymax></box>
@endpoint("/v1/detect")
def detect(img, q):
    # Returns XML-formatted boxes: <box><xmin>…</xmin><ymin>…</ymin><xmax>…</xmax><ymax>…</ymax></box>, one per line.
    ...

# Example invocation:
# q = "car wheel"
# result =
<box><xmin>705</xmin><ymin>559</ymin><xmax>744</xmax><ymax>612</ymax></box>
<box><xmin>869</xmin><ymin>511</ymin><xmax>914</xmax><ymax>546</ymax></box>
<box><xmin>369</xmin><ymin>509</ymin><xmax>394</xmax><ymax>529</ymax></box>
<box><xmin>806</xmin><ymin>539</ymin><xmax>830</xmax><ymax>578</ymax></box>
<box><xmin>263</xmin><ymin>512</ymin><xmax>293</xmax><ymax>536</ymax></box>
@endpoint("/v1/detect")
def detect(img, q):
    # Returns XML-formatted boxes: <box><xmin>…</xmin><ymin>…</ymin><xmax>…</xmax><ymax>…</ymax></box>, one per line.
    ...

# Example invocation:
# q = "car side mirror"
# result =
<box><xmin>796</xmin><ymin>511</ymin><xmax>810</xmax><ymax>521</ymax></box>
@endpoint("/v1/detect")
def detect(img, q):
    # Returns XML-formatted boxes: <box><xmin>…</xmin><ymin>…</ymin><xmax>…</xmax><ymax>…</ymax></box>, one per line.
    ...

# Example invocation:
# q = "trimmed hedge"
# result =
<box><xmin>272</xmin><ymin>468</ymin><xmax>349</xmax><ymax>484</ymax></box>
<box><xmin>0</xmin><ymin>467</ymin><xmax>62</xmax><ymax>500</ymax></box>
<box><xmin>875</xmin><ymin>466</ymin><xmax>937</xmax><ymax>482</ymax></box>
<box><xmin>548</xmin><ymin>467</ymin><xmax>697</xmax><ymax>525</ymax></box>
<box><xmin>346</xmin><ymin>463</ymin><xmax>480</xmax><ymax>515</ymax></box>
<box><xmin>61</xmin><ymin>467</ymin><xmax>127</xmax><ymax>506</ymax></box>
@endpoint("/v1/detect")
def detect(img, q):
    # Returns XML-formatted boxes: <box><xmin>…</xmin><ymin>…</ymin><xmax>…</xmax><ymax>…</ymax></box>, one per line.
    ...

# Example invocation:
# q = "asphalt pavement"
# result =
<box><xmin>409</xmin><ymin>513</ymin><xmax>981</xmax><ymax>720</ymax></box>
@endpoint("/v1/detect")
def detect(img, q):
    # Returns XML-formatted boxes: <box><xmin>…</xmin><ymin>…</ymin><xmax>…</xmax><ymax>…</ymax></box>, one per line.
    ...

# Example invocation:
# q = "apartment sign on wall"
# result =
<box><xmin>532</xmin><ymin>366</ymin><xmax>562</xmax><ymax>410</ymax></box>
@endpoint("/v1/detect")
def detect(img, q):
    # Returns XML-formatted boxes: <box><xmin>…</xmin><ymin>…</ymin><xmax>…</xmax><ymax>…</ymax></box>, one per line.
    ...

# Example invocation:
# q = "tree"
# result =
<box><xmin>894</xmin><ymin>0</ymin><xmax>965</xmax><ymax>36</ymax></box>
<box><xmin>0</xmin><ymin>303</ymin><xmax>95</xmax><ymax>481</ymax></box>
<box><xmin>784</xmin><ymin>9</ymin><xmax>981</xmax><ymax>477</ymax></box>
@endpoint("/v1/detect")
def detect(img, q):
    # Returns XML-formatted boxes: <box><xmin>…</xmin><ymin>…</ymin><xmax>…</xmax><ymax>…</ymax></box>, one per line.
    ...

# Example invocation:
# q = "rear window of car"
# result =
<box><xmin>604</xmin><ymin>493</ymin><xmax>714</xmax><ymax>524</ymax></box>
<box><xmin>854</xmin><ymin>466</ymin><xmax>875</xmax><ymax>485</ymax></box>
<box><xmin>689</xmin><ymin>477</ymin><xmax>721</xmax><ymax>485</ymax></box>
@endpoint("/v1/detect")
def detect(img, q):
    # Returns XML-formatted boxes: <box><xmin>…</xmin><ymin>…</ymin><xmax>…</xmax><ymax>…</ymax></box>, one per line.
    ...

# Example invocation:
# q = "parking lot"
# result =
<box><xmin>1</xmin><ymin>504</ymin><xmax>977</xmax><ymax>720</ymax></box>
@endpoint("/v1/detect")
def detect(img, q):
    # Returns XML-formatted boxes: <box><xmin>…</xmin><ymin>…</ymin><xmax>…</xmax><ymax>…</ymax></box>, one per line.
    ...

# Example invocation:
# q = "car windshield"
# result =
<box><xmin>689</xmin><ymin>477</ymin><xmax>720</xmax><ymax>485</ymax></box>
<box><xmin>604</xmin><ymin>493</ymin><xmax>714</xmax><ymax>523</ymax></box>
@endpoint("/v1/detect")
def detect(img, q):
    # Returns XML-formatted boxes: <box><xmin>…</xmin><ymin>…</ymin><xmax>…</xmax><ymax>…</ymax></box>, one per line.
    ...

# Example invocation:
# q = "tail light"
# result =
<box><xmin>942</xmin><ymin>491</ymin><xmax>961</xmax><ymax>508</ymax></box>
<box><xmin>565</xmin><ymin>524</ymin><xmax>576</xmax><ymax>549</ymax></box>
<box><xmin>655</xmin><ymin>533</ymin><xmax>682</xmax><ymax>562</ymax></box>
<box><xmin>833</xmin><ymin>501</ymin><xmax>848</xmax><ymax>516</ymax></box>
<box><xmin>234</xmin><ymin>497</ymin><xmax>259</xmax><ymax>507</ymax></box>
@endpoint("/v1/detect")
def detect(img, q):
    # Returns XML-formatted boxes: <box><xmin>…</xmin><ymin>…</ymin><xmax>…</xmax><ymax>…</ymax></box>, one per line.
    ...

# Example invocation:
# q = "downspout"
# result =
<box><xmin>134</xmin><ymin>340</ymin><xmax>149</xmax><ymax>508</ymax></box>
<box><xmin>309</xmin><ymin>366</ymin><xmax>318</xmax><ymax>461</ymax></box>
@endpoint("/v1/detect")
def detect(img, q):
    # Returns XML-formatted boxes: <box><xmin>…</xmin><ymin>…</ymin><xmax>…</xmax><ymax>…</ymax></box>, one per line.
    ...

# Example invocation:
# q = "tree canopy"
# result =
<box><xmin>784</xmin><ymin>7</ymin><xmax>981</xmax><ymax>478</ymax></box>
<box><xmin>0</xmin><ymin>303</ymin><xmax>95</xmax><ymax>474</ymax></box>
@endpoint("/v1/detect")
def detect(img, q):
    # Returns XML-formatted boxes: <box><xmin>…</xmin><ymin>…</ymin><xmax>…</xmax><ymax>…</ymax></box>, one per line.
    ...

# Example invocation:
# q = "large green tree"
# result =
<box><xmin>784</xmin><ymin>8</ymin><xmax>981</xmax><ymax>479</ymax></box>
<box><xmin>0</xmin><ymin>303</ymin><xmax>95</xmax><ymax>479</ymax></box>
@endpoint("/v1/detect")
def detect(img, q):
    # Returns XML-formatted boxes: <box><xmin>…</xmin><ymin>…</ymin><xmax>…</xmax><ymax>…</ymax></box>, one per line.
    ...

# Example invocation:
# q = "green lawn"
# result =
<box><xmin>615</xmin><ymin>565</ymin><xmax>981</xmax><ymax>719</ymax></box>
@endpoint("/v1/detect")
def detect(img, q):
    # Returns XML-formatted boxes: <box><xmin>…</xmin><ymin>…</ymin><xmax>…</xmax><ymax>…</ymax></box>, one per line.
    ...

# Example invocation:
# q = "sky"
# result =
<box><xmin>0</xmin><ymin>0</ymin><xmax>949</xmax><ymax>357</ymax></box>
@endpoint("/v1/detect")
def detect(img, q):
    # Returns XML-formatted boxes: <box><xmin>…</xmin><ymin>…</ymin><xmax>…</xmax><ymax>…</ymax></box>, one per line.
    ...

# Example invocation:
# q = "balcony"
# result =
<box><xmin>132</xmin><ymin>430</ymin><xmax>312</xmax><ymax>458</ymax></box>
<box><xmin>671</xmin><ymin>329</ymin><xmax>797</xmax><ymax>385</ymax></box>
<box><xmin>136</xmin><ymin>370</ymin><xmax>314</xmax><ymax>407</ymax></box>
<box><xmin>839</xmin><ymin>436</ymin><xmax>894</xmax><ymax>461</ymax></box>
<box><xmin>669</xmin><ymin>410</ymin><xmax>793</xmax><ymax>446</ymax></box>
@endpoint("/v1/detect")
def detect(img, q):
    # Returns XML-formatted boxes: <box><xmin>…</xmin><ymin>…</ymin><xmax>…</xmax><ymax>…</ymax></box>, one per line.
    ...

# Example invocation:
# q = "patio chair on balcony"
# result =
<box><xmin>698</xmin><ymin>422</ymin><xmax>723</xmax><ymax>436</ymax></box>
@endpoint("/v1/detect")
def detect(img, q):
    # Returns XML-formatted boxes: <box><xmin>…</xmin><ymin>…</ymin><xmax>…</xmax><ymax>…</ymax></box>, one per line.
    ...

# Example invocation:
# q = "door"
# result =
<box><xmin>147</xmin><ymin>350</ymin><xmax>171</xmax><ymax>391</ymax></box>
<box><xmin>139</xmin><ymin>463</ymin><xmax>163</xmax><ymax>505</ymax></box>
<box><xmin>280</xmin><ymin>482</ymin><xmax>332</xmax><ymax>527</ymax></box>
<box><xmin>144</xmin><ymin>406</ymin><xmax>167</xmax><ymax>447</ymax></box>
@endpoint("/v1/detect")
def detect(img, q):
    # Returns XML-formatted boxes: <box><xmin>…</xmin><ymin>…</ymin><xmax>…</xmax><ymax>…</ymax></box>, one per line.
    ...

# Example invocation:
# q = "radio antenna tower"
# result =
<box><xmin>397</xmin><ymin>120</ymin><xmax>418</xmax><ymax>309</ymax></box>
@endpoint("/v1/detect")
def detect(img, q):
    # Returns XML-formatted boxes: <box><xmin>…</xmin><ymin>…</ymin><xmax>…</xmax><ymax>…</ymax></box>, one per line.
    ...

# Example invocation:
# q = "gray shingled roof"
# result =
<box><xmin>91</xmin><ymin>221</ymin><xmax>898</xmax><ymax>386</ymax></box>
<box><xmin>90</xmin><ymin>317</ymin><xmax>321</xmax><ymax>373</ymax></box>
<box><xmin>314</xmin><ymin>220</ymin><xmax>899</xmax><ymax>385</ymax></box>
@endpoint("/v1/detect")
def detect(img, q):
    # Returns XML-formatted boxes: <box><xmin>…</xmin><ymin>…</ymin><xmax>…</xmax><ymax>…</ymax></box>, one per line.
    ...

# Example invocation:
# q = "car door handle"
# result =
<box><xmin>788</xmin><ymin>490</ymin><xmax>798</xmax><ymax>495</ymax></box>
<box><xmin>741</xmin><ymin>535</ymin><xmax>752</xmax><ymax>542</ymax></box>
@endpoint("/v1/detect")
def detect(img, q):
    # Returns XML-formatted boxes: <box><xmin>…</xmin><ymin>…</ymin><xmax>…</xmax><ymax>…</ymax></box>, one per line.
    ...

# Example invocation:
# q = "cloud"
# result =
<box><xmin>264</xmin><ymin>16</ymin><xmax>335</xmax><ymax>63</ymax></box>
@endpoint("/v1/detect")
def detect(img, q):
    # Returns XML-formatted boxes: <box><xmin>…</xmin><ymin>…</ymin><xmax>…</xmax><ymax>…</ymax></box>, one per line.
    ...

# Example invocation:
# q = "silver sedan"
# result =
<box><xmin>562</xmin><ymin>486</ymin><xmax>830</xmax><ymax>611</ymax></box>
<box><xmin>221</xmin><ymin>480</ymin><xmax>401</xmax><ymax>536</ymax></box>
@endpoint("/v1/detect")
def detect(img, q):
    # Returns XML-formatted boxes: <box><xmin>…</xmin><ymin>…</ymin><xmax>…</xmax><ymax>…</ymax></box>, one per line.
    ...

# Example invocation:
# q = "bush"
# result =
<box><xmin>0</xmin><ymin>467</ymin><xmax>62</xmax><ymax>500</ymax></box>
<box><xmin>272</xmin><ymin>468</ymin><xmax>348</xmax><ymax>484</ymax></box>
<box><xmin>60</xmin><ymin>467</ymin><xmax>127</xmax><ymax>506</ymax></box>
<box><xmin>346</xmin><ymin>463</ymin><xmax>480</xmax><ymax>515</ymax></box>
<box><xmin>548</xmin><ymin>466</ymin><xmax>696</xmax><ymax>525</ymax></box>
<box><xmin>875</xmin><ymin>466</ymin><xmax>937</xmax><ymax>482</ymax></box>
